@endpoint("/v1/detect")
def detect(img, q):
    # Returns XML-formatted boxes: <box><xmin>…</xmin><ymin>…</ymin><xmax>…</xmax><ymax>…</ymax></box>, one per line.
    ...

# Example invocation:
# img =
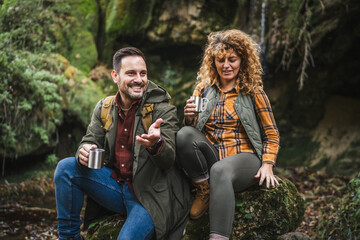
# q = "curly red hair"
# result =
<box><xmin>197</xmin><ymin>29</ymin><xmax>263</xmax><ymax>95</ymax></box>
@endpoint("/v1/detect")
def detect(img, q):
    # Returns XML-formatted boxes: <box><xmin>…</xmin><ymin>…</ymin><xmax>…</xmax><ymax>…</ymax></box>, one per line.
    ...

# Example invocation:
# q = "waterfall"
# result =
<box><xmin>260</xmin><ymin>0</ymin><xmax>266</xmax><ymax>55</ymax></box>
<box><xmin>260</xmin><ymin>0</ymin><xmax>269</xmax><ymax>81</ymax></box>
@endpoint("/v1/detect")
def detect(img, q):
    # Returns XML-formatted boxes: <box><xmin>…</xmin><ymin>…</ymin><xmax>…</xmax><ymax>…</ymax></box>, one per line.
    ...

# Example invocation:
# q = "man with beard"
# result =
<box><xmin>54</xmin><ymin>47</ymin><xmax>191</xmax><ymax>240</ymax></box>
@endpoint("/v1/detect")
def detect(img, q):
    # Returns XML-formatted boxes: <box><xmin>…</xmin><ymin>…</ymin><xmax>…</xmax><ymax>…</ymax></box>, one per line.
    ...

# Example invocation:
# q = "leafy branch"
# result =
<box><xmin>276</xmin><ymin>0</ymin><xmax>315</xmax><ymax>90</ymax></box>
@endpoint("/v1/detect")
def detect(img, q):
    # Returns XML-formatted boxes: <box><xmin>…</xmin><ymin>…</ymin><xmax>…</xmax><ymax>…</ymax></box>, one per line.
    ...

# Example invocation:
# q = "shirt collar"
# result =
<box><xmin>211</xmin><ymin>77</ymin><xmax>240</xmax><ymax>94</ymax></box>
<box><xmin>115</xmin><ymin>92</ymin><xmax>141</xmax><ymax>114</ymax></box>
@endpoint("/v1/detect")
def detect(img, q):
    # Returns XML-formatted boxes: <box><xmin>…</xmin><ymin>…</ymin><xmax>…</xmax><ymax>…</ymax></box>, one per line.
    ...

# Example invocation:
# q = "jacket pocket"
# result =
<box><xmin>152</xmin><ymin>183</ymin><xmax>167</xmax><ymax>193</ymax></box>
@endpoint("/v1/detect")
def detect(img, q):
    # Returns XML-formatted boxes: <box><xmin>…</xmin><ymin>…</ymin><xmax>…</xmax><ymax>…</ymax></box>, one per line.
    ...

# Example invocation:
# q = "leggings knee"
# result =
<box><xmin>210</xmin><ymin>163</ymin><xmax>230</xmax><ymax>183</ymax></box>
<box><xmin>176</xmin><ymin>126</ymin><xmax>198</xmax><ymax>149</ymax></box>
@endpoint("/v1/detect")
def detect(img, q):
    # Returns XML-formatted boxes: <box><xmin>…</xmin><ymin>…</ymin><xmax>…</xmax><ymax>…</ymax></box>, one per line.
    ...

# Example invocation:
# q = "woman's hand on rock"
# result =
<box><xmin>254</xmin><ymin>163</ymin><xmax>279</xmax><ymax>188</ymax></box>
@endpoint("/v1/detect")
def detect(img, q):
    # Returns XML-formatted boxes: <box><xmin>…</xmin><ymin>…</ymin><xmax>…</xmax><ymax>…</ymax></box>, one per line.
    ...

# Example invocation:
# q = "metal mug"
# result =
<box><xmin>88</xmin><ymin>148</ymin><xmax>105</xmax><ymax>169</ymax></box>
<box><xmin>190</xmin><ymin>96</ymin><xmax>209</xmax><ymax>113</ymax></box>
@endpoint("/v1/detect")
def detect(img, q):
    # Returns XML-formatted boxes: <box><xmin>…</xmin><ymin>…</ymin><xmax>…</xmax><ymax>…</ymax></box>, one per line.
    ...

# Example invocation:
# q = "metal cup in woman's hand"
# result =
<box><xmin>88</xmin><ymin>148</ymin><xmax>105</xmax><ymax>169</ymax></box>
<box><xmin>190</xmin><ymin>96</ymin><xmax>208</xmax><ymax>113</ymax></box>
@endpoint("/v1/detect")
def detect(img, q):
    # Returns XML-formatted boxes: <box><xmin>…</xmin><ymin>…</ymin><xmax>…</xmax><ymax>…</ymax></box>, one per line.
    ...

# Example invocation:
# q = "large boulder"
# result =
<box><xmin>231</xmin><ymin>178</ymin><xmax>305</xmax><ymax>239</ymax></box>
<box><xmin>50</xmin><ymin>0</ymin><xmax>99</xmax><ymax>73</ymax></box>
<box><xmin>85</xmin><ymin>178</ymin><xmax>305</xmax><ymax>239</ymax></box>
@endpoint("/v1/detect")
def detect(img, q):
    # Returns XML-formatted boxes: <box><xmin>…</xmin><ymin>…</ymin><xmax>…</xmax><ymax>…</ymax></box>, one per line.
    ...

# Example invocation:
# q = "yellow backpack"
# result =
<box><xmin>100</xmin><ymin>96</ymin><xmax>154</xmax><ymax>132</ymax></box>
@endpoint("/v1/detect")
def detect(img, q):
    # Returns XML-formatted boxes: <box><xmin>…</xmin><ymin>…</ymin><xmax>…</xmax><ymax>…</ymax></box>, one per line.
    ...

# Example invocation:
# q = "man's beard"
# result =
<box><xmin>125</xmin><ymin>82</ymin><xmax>146</xmax><ymax>100</ymax></box>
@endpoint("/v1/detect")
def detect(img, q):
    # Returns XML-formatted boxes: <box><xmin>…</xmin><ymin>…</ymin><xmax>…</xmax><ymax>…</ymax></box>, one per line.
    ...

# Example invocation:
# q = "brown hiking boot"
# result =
<box><xmin>190</xmin><ymin>180</ymin><xmax>210</xmax><ymax>219</ymax></box>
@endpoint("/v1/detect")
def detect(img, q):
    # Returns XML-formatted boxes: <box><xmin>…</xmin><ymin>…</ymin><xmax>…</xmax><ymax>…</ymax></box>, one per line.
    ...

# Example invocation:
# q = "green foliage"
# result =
<box><xmin>0</xmin><ymin>0</ymin><xmax>104</xmax><ymax>162</ymax></box>
<box><xmin>67</xmin><ymin>0</ymin><xmax>98</xmax><ymax>36</ymax></box>
<box><xmin>45</xmin><ymin>154</ymin><xmax>58</xmax><ymax>167</ymax></box>
<box><xmin>0</xmin><ymin>0</ymin><xmax>72</xmax><ymax>53</ymax></box>
<box><xmin>317</xmin><ymin>172</ymin><xmax>360</xmax><ymax>239</ymax></box>
<box><xmin>0</xmin><ymin>49</ymin><xmax>67</xmax><ymax>158</ymax></box>
<box><xmin>153</xmin><ymin>64</ymin><xmax>197</xmax><ymax>124</ymax></box>
<box><xmin>0</xmin><ymin>0</ymin><xmax>97</xmax><ymax>73</ymax></box>
<box><xmin>339</xmin><ymin>173</ymin><xmax>360</xmax><ymax>238</ymax></box>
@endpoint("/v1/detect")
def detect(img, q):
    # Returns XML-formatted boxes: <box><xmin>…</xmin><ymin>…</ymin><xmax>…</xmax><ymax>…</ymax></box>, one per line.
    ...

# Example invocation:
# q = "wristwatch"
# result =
<box><xmin>149</xmin><ymin>136</ymin><xmax>163</xmax><ymax>151</ymax></box>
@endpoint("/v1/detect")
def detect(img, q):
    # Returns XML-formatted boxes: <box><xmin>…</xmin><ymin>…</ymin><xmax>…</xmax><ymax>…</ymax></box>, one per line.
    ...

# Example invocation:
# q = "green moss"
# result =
<box><xmin>232</xmin><ymin>179</ymin><xmax>305</xmax><ymax>239</ymax></box>
<box><xmin>65</xmin><ymin>69</ymin><xmax>105</xmax><ymax>126</ymax></box>
<box><xmin>105</xmin><ymin>0</ymin><xmax>156</xmax><ymax>34</ymax></box>
<box><xmin>86</xmin><ymin>215</ymin><xmax>125</xmax><ymax>239</ymax></box>
<box><xmin>69</xmin><ymin>0</ymin><xmax>98</xmax><ymax>36</ymax></box>
<box><xmin>317</xmin><ymin>172</ymin><xmax>360</xmax><ymax>239</ymax></box>
<box><xmin>68</xmin><ymin>31</ymin><xmax>98</xmax><ymax>73</ymax></box>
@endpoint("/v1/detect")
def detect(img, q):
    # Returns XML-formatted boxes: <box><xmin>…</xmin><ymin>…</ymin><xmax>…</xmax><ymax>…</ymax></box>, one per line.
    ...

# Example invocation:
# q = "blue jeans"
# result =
<box><xmin>54</xmin><ymin>157</ymin><xmax>155</xmax><ymax>240</ymax></box>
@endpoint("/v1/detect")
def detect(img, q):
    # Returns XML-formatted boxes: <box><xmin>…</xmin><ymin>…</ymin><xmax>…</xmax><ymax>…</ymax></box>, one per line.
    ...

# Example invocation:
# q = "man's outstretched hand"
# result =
<box><xmin>136</xmin><ymin>118</ymin><xmax>163</xmax><ymax>148</ymax></box>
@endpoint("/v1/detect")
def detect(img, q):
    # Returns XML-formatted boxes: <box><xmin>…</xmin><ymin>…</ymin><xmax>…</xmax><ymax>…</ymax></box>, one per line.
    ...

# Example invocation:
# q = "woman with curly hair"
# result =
<box><xmin>176</xmin><ymin>29</ymin><xmax>280</xmax><ymax>240</ymax></box>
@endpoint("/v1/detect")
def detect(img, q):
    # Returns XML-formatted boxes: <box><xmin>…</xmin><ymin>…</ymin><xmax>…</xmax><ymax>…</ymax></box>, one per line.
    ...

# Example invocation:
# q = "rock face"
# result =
<box><xmin>2</xmin><ymin>0</ymin><xmax>359</xmax><ymax>176</ymax></box>
<box><xmin>86</xmin><ymin>178</ymin><xmax>305</xmax><ymax>240</ymax></box>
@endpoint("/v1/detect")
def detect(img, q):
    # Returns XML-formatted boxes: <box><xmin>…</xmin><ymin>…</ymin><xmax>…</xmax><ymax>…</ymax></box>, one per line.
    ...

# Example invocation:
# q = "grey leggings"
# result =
<box><xmin>176</xmin><ymin>126</ymin><xmax>261</xmax><ymax>237</ymax></box>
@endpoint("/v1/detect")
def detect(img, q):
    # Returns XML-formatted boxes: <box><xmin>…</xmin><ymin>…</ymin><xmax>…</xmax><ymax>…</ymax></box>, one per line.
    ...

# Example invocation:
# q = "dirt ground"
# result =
<box><xmin>0</xmin><ymin>167</ymin><xmax>350</xmax><ymax>239</ymax></box>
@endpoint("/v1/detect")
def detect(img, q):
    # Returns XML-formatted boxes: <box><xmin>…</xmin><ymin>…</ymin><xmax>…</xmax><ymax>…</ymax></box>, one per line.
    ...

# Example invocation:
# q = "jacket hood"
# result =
<box><xmin>142</xmin><ymin>80</ymin><xmax>171</xmax><ymax>103</ymax></box>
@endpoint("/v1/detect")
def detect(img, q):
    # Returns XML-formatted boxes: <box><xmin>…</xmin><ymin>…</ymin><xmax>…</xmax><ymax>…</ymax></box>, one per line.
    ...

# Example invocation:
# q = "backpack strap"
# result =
<box><xmin>141</xmin><ymin>103</ymin><xmax>154</xmax><ymax>133</ymax></box>
<box><xmin>100</xmin><ymin>96</ymin><xmax>154</xmax><ymax>133</ymax></box>
<box><xmin>100</xmin><ymin>95</ymin><xmax>115</xmax><ymax>131</ymax></box>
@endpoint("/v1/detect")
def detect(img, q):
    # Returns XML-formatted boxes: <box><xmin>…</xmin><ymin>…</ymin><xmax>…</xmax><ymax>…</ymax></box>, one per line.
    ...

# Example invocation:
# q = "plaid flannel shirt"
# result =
<box><xmin>192</xmin><ymin>81</ymin><xmax>280</xmax><ymax>164</ymax></box>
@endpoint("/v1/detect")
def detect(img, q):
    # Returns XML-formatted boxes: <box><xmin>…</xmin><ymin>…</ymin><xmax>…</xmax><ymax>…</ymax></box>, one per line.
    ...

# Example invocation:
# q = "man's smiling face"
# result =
<box><xmin>112</xmin><ymin>55</ymin><xmax>148</xmax><ymax>105</ymax></box>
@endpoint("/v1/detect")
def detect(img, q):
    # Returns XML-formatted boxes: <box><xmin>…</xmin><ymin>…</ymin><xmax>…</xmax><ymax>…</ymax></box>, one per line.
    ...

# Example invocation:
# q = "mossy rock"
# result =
<box><xmin>45</xmin><ymin>53</ymin><xmax>104</xmax><ymax>127</ymax></box>
<box><xmin>86</xmin><ymin>214</ymin><xmax>125</xmax><ymax>240</ymax></box>
<box><xmin>86</xmin><ymin>178</ymin><xmax>304</xmax><ymax>240</ymax></box>
<box><xmin>68</xmin><ymin>30</ymin><xmax>98</xmax><ymax>73</ymax></box>
<box><xmin>184</xmin><ymin>178</ymin><xmax>304</xmax><ymax>240</ymax></box>
<box><xmin>231</xmin><ymin>178</ymin><xmax>305</xmax><ymax>239</ymax></box>
<box><xmin>63</xmin><ymin>65</ymin><xmax>105</xmax><ymax>126</ymax></box>
<box><xmin>105</xmin><ymin>0</ymin><xmax>155</xmax><ymax>34</ymax></box>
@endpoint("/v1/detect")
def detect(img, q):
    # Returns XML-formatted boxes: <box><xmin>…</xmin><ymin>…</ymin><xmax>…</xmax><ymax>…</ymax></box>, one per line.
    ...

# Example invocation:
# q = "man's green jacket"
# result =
<box><xmin>76</xmin><ymin>81</ymin><xmax>191</xmax><ymax>239</ymax></box>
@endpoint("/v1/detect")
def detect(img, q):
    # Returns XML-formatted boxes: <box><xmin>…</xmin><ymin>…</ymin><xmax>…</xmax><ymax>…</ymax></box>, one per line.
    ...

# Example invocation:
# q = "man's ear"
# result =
<box><xmin>111</xmin><ymin>70</ymin><xmax>119</xmax><ymax>83</ymax></box>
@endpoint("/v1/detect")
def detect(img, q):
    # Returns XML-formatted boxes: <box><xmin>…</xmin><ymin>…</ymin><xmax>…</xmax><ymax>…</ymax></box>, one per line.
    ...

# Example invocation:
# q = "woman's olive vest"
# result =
<box><xmin>195</xmin><ymin>86</ymin><xmax>263</xmax><ymax>160</ymax></box>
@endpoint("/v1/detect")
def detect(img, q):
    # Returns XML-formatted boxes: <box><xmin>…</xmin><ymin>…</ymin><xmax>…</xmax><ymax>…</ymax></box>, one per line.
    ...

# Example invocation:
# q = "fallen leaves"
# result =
<box><xmin>0</xmin><ymin>167</ymin><xmax>352</xmax><ymax>239</ymax></box>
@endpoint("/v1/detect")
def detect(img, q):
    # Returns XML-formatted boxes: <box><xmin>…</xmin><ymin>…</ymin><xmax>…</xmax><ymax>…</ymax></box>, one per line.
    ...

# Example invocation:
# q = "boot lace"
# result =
<box><xmin>196</xmin><ymin>182</ymin><xmax>210</xmax><ymax>201</ymax></box>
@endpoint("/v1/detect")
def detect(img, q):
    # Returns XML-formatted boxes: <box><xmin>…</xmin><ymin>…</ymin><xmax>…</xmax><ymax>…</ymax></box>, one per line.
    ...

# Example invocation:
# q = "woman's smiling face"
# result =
<box><xmin>214</xmin><ymin>50</ymin><xmax>241</xmax><ymax>83</ymax></box>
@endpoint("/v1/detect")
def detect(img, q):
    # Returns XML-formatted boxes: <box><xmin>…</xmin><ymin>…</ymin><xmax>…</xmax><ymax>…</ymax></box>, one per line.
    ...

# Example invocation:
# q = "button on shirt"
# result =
<box><xmin>110</xmin><ymin>93</ymin><xmax>140</xmax><ymax>190</ymax></box>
